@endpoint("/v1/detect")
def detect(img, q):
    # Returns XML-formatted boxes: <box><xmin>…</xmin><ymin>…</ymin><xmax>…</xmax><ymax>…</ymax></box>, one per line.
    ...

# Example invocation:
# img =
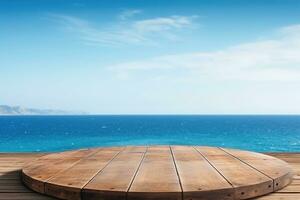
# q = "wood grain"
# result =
<box><xmin>221</xmin><ymin>148</ymin><xmax>294</xmax><ymax>191</ymax></box>
<box><xmin>11</xmin><ymin>146</ymin><xmax>295</xmax><ymax>200</ymax></box>
<box><xmin>45</xmin><ymin>147</ymin><xmax>123</xmax><ymax>200</ymax></box>
<box><xmin>82</xmin><ymin>146</ymin><xmax>147</xmax><ymax>200</ymax></box>
<box><xmin>171</xmin><ymin>146</ymin><xmax>234</xmax><ymax>200</ymax></box>
<box><xmin>127</xmin><ymin>146</ymin><xmax>182</xmax><ymax>200</ymax></box>
<box><xmin>195</xmin><ymin>146</ymin><xmax>274</xmax><ymax>199</ymax></box>
<box><xmin>22</xmin><ymin>149</ymin><xmax>96</xmax><ymax>193</ymax></box>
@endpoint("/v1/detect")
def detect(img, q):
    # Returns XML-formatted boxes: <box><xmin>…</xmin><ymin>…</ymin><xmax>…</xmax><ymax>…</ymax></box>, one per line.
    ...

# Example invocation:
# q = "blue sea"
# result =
<box><xmin>0</xmin><ymin>115</ymin><xmax>299</xmax><ymax>152</ymax></box>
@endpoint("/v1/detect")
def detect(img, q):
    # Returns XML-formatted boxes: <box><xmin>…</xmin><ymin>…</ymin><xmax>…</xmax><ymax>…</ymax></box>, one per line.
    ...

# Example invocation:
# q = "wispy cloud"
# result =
<box><xmin>119</xmin><ymin>9</ymin><xmax>142</xmax><ymax>20</ymax></box>
<box><xmin>49</xmin><ymin>12</ymin><xmax>197</xmax><ymax>46</ymax></box>
<box><xmin>109</xmin><ymin>24</ymin><xmax>300</xmax><ymax>82</ymax></box>
<box><xmin>133</xmin><ymin>16</ymin><xmax>194</xmax><ymax>32</ymax></box>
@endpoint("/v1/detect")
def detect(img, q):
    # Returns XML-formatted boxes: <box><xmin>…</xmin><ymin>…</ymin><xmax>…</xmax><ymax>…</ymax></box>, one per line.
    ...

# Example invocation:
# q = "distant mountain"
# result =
<box><xmin>0</xmin><ymin>105</ymin><xmax>87</xmax><ymax>115</ymax></box>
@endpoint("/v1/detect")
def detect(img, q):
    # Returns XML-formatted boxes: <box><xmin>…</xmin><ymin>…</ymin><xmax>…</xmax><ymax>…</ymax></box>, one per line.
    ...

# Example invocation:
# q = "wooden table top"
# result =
<box><xmin>21</xmin><ymin>146</ymin><xmax>293</xmax><ymax>200</ymax></box>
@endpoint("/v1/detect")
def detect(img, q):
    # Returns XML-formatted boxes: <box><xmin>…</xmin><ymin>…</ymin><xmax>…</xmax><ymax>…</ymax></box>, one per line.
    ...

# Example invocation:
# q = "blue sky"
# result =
<box><xmin>1</xmin><ymin>0</ymin><xmax>300</xmax><ymax>114</ymax></box>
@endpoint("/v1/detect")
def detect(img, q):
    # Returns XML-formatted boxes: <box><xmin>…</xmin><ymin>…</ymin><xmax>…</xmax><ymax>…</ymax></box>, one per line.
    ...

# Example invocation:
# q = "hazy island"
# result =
<box><xmin>0</xmin><ymin>105</ymin><xmax>87</xmax><ymax>115</ymax></box>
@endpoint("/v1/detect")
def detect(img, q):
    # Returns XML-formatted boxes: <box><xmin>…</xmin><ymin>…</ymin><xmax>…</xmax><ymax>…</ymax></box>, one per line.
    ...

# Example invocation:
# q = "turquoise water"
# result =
<box><xmin>0</xmin><ymin>115</ymin><xmax>299</xmax><ymax>152</ymax></box>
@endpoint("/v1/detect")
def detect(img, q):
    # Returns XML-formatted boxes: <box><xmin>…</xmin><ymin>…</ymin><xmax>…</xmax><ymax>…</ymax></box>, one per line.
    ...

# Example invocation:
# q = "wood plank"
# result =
<box><xmin>45</xmin><ymin>147</ymin><xmax>123</xmax><ymax>200</ymax></box>
<box><xmin>0</xmin><ymin>170</ymin><xmax>22</xmax><ymax>180</ymax></box>
<box><xmin>171</xmin><ymin>146</ymin><xmax>234</xmax><ymax>200</ymax></box>
<box><xmin>83</xmin><ymin>146</ymin><xmax>147</xmax><ymax>200</ymax></box>
<box><xmin>0</xmin><ymin>193</ymin><xmax>56</xmax><ymax>200</ymax></box>
<box><xmin>127</xmin><ymin>146</ymin><xmax>182</xmax><ymax>200</ymax></box>
<box><xmin>276</xmin><ymin>179</ymin><xmax>300</xmax><ymax>192</ymax></box>
<box><xmin>195</xmin><ymin>146</ymin><xmax>273</xmax><ymax>199</ymax></box>
<box><xmin>0</xmin><ymin>151</ymin><xmax>300</xmax><ymax>200</ymax></box>
<box><xmin>254</xmin><ymin>193</ymin><xmax>300</xmax><ymax>200</ymax></box>
<box><xmin>0</xmin><ymin>153</ymin><xmax>44</xmax><ymax>158</ymax></box>
<box><xmin>22</xmin><ymin>149</ymin><xmax>97</xmax><ymax>193</ymax></box>
<box><xmin>0</xmin><ymin>178</ymin><xmax>33</xmax><ymax>193</ymax></box>
<box><xmin>221</xmin><ymin>148</ymin><xmax>293</xmax><ymax>191</ymax></box>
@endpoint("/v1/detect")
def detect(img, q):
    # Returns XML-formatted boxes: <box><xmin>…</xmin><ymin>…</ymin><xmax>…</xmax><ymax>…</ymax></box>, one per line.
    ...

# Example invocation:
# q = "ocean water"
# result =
<box><xmin>0</xmin><ymin>115</ymin><xmax>299</xmax><ymax>152</ymax></box>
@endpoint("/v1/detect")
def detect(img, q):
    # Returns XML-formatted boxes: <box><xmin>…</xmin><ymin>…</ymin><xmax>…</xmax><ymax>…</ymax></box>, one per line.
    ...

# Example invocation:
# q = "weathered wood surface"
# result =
<box><xmin>46</xmin><ymin>147</ymin><xmax>123</xmax><ymax>200</ymax></box>
<box><xmin>195</xmin><ymin>146</ymin><xmax>274</xmax><ymax>199</ymax></box>
<box><xmin>127</xmin><ymin>146</ymin><xmax>182</xmax><ymax>200</ymax></box>
<box><xmin>221</xmin><ymin>148</ymin><xmax>294</xmax><ymax>191</ymax></box>
<box><xmin>172</xmin><ymin>146</ymin><xmax>233</xmax><ymax>200</ymax></box>
<box><xmin>0</xmin><ymin>148</ymin><xmax>298</xmax><ymax>200</ymax></box>
<box><xmin>83</xmin><ymin>146</ymin><xmax>147</xmax><ymax>200</ymax></box>
<box><xmin>22</xmin><ymin>149</ymin><xmax>97</xmax><ymax>193</ymax></box>
<box><xmin>21</xmin><ymin>146</ymin><xmax>293</xmax><ymax>200</ymax></box>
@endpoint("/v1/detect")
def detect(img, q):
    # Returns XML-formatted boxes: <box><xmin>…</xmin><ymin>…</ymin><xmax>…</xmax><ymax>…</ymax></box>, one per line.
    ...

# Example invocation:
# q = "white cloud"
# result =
<box><xmin>280</xmin><ymin>24</ymin><xmax>300</xmax><ymax>37</ymax></box>
<box><xmin>109</xmin><ymin>24</ymin><xmax>300</xmax><ymax>82</ymax></box>
<box><xmin>119</xmin><ymin>9</ymin><xmax>142</xmax><ymax>20</ymax></box>
<box><xmin>50</xmin><ymin>12</ymin><xmax>197</xmax><ymax>46</ymax></box>
<box><xmin>133</xmin><ymin>16</ymin><xmax>194</xmax><ymax>32</ymax></box>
